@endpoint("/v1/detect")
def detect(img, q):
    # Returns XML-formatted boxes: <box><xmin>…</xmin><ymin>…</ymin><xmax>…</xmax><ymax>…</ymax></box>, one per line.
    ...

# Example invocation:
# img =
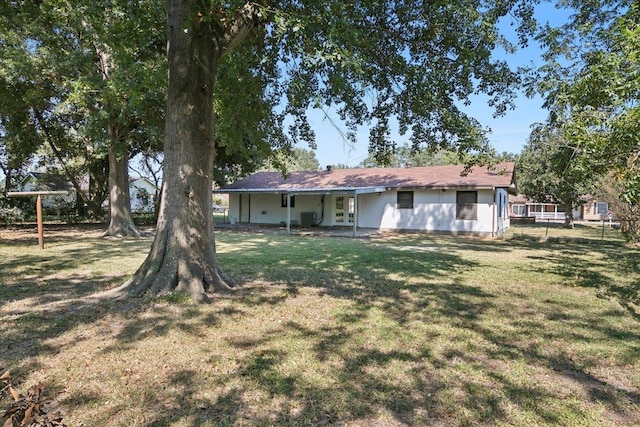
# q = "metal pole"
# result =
<box><xmin>36</xmin><ymin>194</ymin><xmax>44</xmax><ymax>249</ymax></box>
<box><xmin>545</xmin><ymin>219</ymin><xmax>550</xmax><ymax>238</ymax></box>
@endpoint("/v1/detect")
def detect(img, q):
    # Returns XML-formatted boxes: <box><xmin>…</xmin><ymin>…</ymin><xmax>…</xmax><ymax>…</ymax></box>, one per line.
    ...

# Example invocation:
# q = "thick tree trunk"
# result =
<box><xmin>103</xmin><ymin>140</ymin><xmax>142</xmax><ymax>237</ymax></box>
<box><xmin>112</xmin><ymin>0</ymin><xmax>240</xmax><ymax>301</ymax></box>
<box><xmin>563</xmin><ymin>209</ymin><xmax>574</xmax><ymax>228</ymax></box>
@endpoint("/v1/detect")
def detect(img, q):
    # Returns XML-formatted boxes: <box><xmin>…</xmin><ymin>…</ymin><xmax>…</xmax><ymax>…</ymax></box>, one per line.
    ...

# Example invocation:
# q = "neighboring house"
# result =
<box><xmin>581</xmin><ymin>197</ymin><xmax>616</xmax><ymax>221</ymax></box>
<box><xmin>17</xmin><ymin>172</ymin><xmax>79</xmax><ymax>209</ymax></box>
<box><xmin>129</xmin><ymin>177</ymin><xmax>159</xmax><ymax>213</ymax></box>
<box><xmin>17</xmin><ymin>172</ymin><xmax>160</xmax><ymax>214</ymax></box>
<box><xmin>509</xmin><ymin>194</ymin><xmax>615</xmax><ymax>221</ymax></box>
<box><xmin>215</xmin><ymin>162</ymin><xmax>517</xmax><ymax>236</ymax></box>
<box><xmin>509</xmin><ymin>194</ymin><xmax>578</xmax><ymax>221</ymax></box>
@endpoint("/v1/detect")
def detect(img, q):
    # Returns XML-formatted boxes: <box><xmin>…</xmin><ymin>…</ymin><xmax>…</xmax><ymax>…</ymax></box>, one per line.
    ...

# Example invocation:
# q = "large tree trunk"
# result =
<box><xmin>111</xmin><ymin>0</ymin><xmax>249</xmax><ymax>301</ymax></box>
<box><xmin>563</xmin><ymin>207</ymin><xmax>575</xmax><ymax>229</ymax></box>
<box><xmin>103</xmin><ymin>139</ymin><xmax>142</xmax><ymax>237</ymax></box>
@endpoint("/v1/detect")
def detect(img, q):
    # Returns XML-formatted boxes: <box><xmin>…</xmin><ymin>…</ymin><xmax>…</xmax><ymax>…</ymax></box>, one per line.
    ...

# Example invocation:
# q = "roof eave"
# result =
<box><xmin>216</xmin><ymin>184</ymin><xmax>513</xmax><ymax>193</ymax></box>
<box><xmin>214</xmin><ymin>186</ymin><xmax>387</xmax><ymax>194</ymax></box>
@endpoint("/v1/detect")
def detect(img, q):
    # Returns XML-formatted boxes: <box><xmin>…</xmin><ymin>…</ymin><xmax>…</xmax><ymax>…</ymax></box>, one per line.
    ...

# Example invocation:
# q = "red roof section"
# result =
<box><xmin>219</xmin><ymin>162</ymin><xmax>516</xmax><ymax>192</ymax></box>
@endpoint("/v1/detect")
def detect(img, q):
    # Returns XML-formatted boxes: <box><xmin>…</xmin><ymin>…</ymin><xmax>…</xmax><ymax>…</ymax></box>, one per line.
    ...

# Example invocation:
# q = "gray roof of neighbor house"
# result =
<box><xmin>22</xmin><ymin>172</ymin><xmax>75</xmax><ymax>192</ymax></box>
<box><xmin>20</xmin><ymin>172</ymin><xmax>91</xmax><ymax>193</ymax></box>
<box><xmin>217</xmin><ymin>162</ymin><xmax>517</xmax><ymax>194</ymax></box>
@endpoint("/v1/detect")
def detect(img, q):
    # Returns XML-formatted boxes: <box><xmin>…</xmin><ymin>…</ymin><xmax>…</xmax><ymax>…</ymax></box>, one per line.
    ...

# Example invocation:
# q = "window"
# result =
<box><xmin>281</xmin><ymin>194</ymin><xmax>295</xmax><ymax>208</ymax></box>
<box><xmin>335</xmin><ymin>196</ymin><xmax>344</xmax><ymax>223</ymax></box>
<box><xmin>512</xmin><ymin>204</ymin><xmax>525</xmax><ymax>216</ymax></box>
<box><xmin>596</xmin><ymin>202</ymin><xmax>608</xmax><ymax>216</ymax></box>
<box><xmin>348</xmin><ymin>196</ymin><xmax>355</xmax><ymax>222</ymax></box>
<box><xmin>456</xmin><ymin>191</ymin><xmax>477</xmax><ymax>220</ymax></box>
<box><xmin>397</xmin><ymin>191</ymin><xmax>414</xmax><ymax>209</ymax></box>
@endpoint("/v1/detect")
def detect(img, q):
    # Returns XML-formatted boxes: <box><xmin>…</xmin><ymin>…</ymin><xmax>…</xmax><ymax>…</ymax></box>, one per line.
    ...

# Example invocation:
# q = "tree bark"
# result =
<box><xmin>111</xmin><ymin>0</ymin><xmax>255</xmax><ymax>301</ymax></box>
<box><xmin>103</xmin><ymin>138</ymin><xmax>142</xmax><ymax>237</ymax></box>
<box><xmin>563</xmin><ymin>207</ymin><xmax>575</xmax><ymax>229</ymax></box>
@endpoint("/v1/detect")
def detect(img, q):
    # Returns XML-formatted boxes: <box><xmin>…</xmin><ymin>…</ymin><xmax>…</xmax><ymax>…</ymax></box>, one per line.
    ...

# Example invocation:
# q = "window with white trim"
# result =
<box><xmin>596</xmin><ymin>201</ymin><xmax>608</xmax><ymax>215</ymax></box>
<box><xmin>512</xmin><ymin>204</ymin><xmax>525</xmax><ymax>216</ymax></box>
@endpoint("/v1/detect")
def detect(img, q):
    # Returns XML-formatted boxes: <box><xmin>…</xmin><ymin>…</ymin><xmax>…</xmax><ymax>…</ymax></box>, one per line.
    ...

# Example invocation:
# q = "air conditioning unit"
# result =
<box><xmin>300</xmin><ymin>212</ymin><xmax>316</xmax><ymax>227</ymax></box>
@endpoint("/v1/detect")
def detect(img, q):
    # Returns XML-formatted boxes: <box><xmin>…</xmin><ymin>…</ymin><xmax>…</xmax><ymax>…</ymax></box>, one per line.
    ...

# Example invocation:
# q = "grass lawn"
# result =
<box><xmin>1</xmin><ymin>222</ymin><xmax>639</xmax><ymax>426</ymax></box>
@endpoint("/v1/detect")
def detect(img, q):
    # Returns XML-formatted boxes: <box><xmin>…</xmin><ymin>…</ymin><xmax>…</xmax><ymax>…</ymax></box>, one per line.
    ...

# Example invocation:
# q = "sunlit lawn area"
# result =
<box><xmin>1</xmin><ymin>222</ymin><xmax>639</xmax><ymax>426</ymax></box>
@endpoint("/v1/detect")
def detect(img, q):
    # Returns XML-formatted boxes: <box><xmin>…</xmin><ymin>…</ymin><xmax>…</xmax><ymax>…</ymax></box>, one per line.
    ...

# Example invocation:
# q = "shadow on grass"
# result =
<box><xmin>2</xmin><ymin>225</ymin><xmax>639</xmax><ymax>426</ymax></box>
<box><xmin>523</xmin><ymin>239</ymin><xmax>640</xmax><ymax>319</ymax></box>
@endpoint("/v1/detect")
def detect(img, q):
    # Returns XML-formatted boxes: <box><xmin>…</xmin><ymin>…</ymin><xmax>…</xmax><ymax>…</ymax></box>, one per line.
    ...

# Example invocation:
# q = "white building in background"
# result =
<box><xmin>129</xmin><ymin>177</ymin><xmax>159</xmax><ymax>213</ymax></box>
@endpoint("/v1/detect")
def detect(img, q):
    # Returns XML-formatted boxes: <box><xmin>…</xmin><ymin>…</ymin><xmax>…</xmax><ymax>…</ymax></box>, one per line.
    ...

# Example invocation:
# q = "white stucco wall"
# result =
<box><xmin>227</xmin><ymin>188</ymin><xmax>508</xmax><ymax>235</ymax></box>
<box><xmin>357</xmin><ymin>189</ymin><xmax>498</xmax><ymax>234</ymax></box>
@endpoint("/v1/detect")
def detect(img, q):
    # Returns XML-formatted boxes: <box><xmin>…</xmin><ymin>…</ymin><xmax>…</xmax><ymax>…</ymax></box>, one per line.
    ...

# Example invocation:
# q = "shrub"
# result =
<box><xmin>0</xmin><ymin>195</ymin><xmax>24</xmax><ymax>224</ymax></box>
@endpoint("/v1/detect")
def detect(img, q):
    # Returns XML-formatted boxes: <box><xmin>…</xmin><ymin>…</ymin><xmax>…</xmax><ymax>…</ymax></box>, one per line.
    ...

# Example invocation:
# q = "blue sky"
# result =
<box><xmin>307</xmin><ymin>2</ymin><xmax>569</xmax><ymax>168</ymax></box>
<box><xmin>305</xmin><ymin>92</ymin><xmax>548</xmax><ymax>169</ymax></box>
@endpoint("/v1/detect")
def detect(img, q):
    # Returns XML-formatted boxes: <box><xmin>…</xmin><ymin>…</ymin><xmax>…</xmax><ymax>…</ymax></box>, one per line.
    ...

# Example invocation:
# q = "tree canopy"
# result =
<box><xmin>517</xmin><ymin>123</ymin><xmax>598</xmax><ymax>226</ymax></box>
<box><xmin>105</xmin><ymin>0</ymin><xmax>545</xmax><ymax>301</ymax></box>
<box><xmin>359</xmin><ymin>144</ymin><xmax>461</xmax><ymax>168</ymax></box>
<box><xmin>0</xmin><ymin>0</ymin><xmax>167</xmax><ymax>223</ymax></box>
<box><xmin>530</xmin><ymin>1</ymin><xmax>639</xmax><ymax>208</ymax></box>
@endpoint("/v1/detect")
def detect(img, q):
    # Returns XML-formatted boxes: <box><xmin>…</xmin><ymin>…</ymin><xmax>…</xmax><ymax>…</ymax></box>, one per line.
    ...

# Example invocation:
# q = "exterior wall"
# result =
<box><xmin>357</xmin><ymin>189</ymin><xmax>499</xmax><ymax>234</ymax></box>
<box><xmin>572</xmin><ymin>207</ymin><xmax>582</xmax><ymax>220</ymax></box>
<box><xmin>582</xmin><ymin>199</ymin><xmax>616</xmax><ymax>221</ymax></box>
<box><xmin>495</xmin><ymin>188</ymin><xmax>510</xmax><ymax>235</ymax></box>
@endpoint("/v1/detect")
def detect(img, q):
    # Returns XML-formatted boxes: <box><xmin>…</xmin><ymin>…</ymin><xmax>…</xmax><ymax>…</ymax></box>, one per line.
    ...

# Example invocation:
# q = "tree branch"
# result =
<box><xmin>220</xmin><ymin>2</ymin><xmax>260</xmax><ymax>58</ymax></box>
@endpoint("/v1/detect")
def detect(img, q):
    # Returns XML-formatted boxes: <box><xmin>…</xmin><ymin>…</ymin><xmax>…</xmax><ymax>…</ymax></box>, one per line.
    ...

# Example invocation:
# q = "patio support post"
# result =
<box><xmin>286</xmin><ymin>193</ymin><xmax>291</xmax><ymax>234</ymax></box>
<box><xmin>353</xmin><ymin>191</ymin><xmax>358</xmax><ymax>237</ymax></box>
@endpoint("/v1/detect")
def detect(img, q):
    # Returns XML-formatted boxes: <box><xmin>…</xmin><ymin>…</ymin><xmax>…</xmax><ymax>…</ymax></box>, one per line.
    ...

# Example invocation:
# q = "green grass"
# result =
<box><xmin>0</xmin><ymin>222</ymin><xmax>638</xmax><ymax>426</ymax></box>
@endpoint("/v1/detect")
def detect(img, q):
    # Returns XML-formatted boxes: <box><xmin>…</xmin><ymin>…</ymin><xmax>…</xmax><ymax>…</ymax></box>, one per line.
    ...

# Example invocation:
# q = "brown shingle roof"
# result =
<box><xmin>219</xmin><ymin>162</ymin><xmax>516</xmax><ymax>193</ymax></box>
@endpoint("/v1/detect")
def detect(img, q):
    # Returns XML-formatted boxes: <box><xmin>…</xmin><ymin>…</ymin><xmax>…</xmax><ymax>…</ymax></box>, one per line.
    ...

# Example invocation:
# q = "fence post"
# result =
<box><xmin>545</xmin><ymin>219</ymin><xmax>550</xmax><ymax>238</ymax></box>
<box><xmin>7</xmin><ymin>191</ymin><xmax>68</xmax><ymax>249</ymax></box>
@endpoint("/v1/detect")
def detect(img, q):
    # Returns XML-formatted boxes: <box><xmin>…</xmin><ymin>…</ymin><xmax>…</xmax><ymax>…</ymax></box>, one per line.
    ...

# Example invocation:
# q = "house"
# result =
<box><xmin>509</xmin><ymin>194</ymin><xmax>615</xmax><ymax>222</ymax></box>
<box><xmin>17</xmin><ymin>172</ymin><xmax>160</xmax><ymax>214</ymax></box>
<box><xmin>509</xmin><ymin>194</ymin><xmax>576</xmax><ymax>221</ymax></box>
<box><xmin>129</xmin><ymin>177</ymin><xmax>159</xmax><ymax>213</ymax></box>
<box><xmin>581</xmin><ymin>197</ymin><xmax>616</xmax><ymax>221</ymax></box>
<box><xmin>18</xmin><ymin>172</ymin><xmax>79</xmax><ymax>209</ymax></box>
<box><xmin>215</xmin><ymin>162</ymin><xmax>517</xmax><ymax>236</ymax></box>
